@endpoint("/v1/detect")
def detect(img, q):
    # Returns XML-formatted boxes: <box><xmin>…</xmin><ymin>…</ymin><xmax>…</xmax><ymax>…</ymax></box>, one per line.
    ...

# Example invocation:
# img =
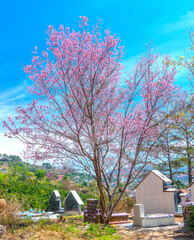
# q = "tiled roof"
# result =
<box><xmin>179</xmin><ymin>189</ymin><xmax>188</xmax><ymax>194</ymax></box>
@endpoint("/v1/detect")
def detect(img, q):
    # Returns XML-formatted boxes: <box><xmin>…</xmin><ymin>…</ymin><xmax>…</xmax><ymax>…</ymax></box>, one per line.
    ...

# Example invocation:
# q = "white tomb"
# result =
<box><xmin>188</xmin><ymin>181</ymin><xmax>194</xmax><ymax>202</ymax></box>
<box><xmin>133</xmin><ymin>204</ymin><xmax>175</xmax><ymax>227</ymax></box>
<box><xmin>133</xmin><ymin>170</ymin><xmax>178</xmax><ymax>214</ymax></box>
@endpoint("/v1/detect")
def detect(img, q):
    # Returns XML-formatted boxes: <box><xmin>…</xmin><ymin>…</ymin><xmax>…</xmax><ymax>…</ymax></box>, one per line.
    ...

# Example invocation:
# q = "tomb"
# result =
<box><xmin>133</xmin><ymin>170</ymin><xmax>178</xmax><ymax>214</ymax></box>
<box><xmin>179</xmin><ymin>189</ymin><xmax>189</xmax><ymax>204</ymax></box>
<box><xmin>188</xmin><ymin>181</ymin><xmax>194</xmax><ymax>202</ymax></box>
<box><xmin>84</xmin><ymin>199</ymin><xmax>100</xmax><ymax>223</ymax></box>
<box><xmin>64</xmin><ymin>190</ymin><xmax>84</xmax><ymax>215</ymax></box>
<box><xmin>133</xmin><ymin>204</ymin><xmax>175</xmax><ymax>227</ymax></box>
<box><xmin>48</xmin><ymin>190</ymin><xmax>62</xmax><ymax>212</ymax></box>
<box><xmin>181</xmin><ymin>182</ymin><xmax>194</xmax><ymax>229</ymax></box>
<box><xmin>84</xmin><ymin>199</ymin><xmax>130</xmax><ymax>224</ymax></box>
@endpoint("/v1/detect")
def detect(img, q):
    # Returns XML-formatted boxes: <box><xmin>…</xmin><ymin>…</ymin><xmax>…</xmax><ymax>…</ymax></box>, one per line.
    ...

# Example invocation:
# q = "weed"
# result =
<box><xmin>104</xmin><ymin>225</ymin><xmax>117</xmax><ymax>235</ymax></box>
<box><xmin>9</xmin><ymin>228</ymin><xmax>14</xmax><ymax>234</ymax></box>
<box><xmin>0</xmin><ymin>197</ymin><xmax>21</xmax><ymax>228</ymax></box>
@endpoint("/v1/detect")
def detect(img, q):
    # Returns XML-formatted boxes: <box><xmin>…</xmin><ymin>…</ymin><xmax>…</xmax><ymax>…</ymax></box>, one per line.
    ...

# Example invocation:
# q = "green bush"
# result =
<box><xmin>0</xmin><ymin>178</ymin><xmax>95</xmax><ymax>211</ymax></box>
<box><xmin>188</xmin><ymin>205</ymin><xmax>194</xmax><ymax>232</ymax></box>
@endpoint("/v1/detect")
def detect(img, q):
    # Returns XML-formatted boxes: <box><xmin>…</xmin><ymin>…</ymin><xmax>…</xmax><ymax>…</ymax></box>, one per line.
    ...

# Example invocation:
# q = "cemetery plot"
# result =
<box><xmin>48</xmin><ymin>190</ymin><xmax>62</xmax><ymax>212</ymax></box>
<box><xmin>64</xmin><ymin>190</ymin><xmax>84</xmax><ymax>215</ymax></box>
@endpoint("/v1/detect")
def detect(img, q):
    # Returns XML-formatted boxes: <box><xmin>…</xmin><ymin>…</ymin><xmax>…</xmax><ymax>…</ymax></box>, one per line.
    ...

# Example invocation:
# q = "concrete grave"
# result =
<box><xmin>64</xmin><ymin>190</ymin><xmax>84</xmax><ymax>215</ymax></box>
<box><xmin>133</xmin><ymin>170</ymin><xmax>179</xmax><ymax>214</ymax></box>
<box><xmin>133</xmin><ymin>204</ymin><xmax>175</xmax><ymax>227</ymax></box>
<box><xmin>48</xmin><ymin>190</ymin><xmax>62</xmax><ymax>212</ymax></box>
<box><xmin>188</xmin><ymin>181</ymin><xmax>194</xmax><ymax>202</ymax></box>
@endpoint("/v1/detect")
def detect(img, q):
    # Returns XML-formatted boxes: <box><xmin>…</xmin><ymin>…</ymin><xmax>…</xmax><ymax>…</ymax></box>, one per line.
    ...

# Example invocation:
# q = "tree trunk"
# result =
<box><xmin>186</xmin><ymin>132</ymin><xmax>192</xmax><ymax>184</ymax></box>
<box><xmin>167</xmin><ymin>137</ymin><xmax>173</xmax><ymax>183</ymax></box>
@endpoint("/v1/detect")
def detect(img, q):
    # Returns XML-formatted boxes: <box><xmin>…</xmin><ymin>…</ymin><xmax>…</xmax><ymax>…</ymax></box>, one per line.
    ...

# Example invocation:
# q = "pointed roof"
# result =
<box><xmin>151</xmin><ymin>170</ymin><xmax>172</xmax><ymax>183</ymax></box>
<box><xmin>53</xmin><ymin>190</ymin><xmax>61</xmax><ymax>197</ymax></box>
<box><xmin>179</xmin><ymin>189</ymin><xmax>189</xmax><ymax>194</ymax></box>
<box><xmin>64</xmin><ymin>190</ymin><xmax>84</xmax><ymax>205</ymax></box>
<box><xmin>133</xmin><ymin>170</ymin><xmax>172</xmax><ymax>190</ymax></box>
<box><xmin>49</xmin><ymin>190</ymin><xmax>61</xmax><ymax>200</ymax></box>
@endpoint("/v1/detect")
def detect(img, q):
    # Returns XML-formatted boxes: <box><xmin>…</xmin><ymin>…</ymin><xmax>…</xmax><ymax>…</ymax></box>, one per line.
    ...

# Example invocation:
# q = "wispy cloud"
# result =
<box><xmin>0</xmin><ymin>81</ymin><xmax>29</xmax><ymax>157</ymax></box>
<box><xmin>0</xmin><ymin>80</ymin><xmax>28</xmax><ymax>118</ymax></box>
<box><xmin>158</xmin><ymin>11</ymin><xmax>194</xmax><ymax>35</ymax></box>
<box><xmin>0</xmin><ymin>81</ymin><xmax>27</xmax><ymax>103</ymax></box>
<box><xmin>122</xmin><ymin>10</ymin><xmax>193</xmax><ymax>90</ymax></box>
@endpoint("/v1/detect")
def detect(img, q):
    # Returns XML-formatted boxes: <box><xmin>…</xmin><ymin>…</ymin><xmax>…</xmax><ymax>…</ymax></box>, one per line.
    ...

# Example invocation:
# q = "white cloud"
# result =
<box><xmin>0</xmin><ymin>81</ymin><xmax>28</xmax><ymax>118</ymax></box>
<box><xmin>0</xmin><ymin>81</ymin><xmax>28</xmax><ymax>157</ymax></box>
<box><xmin>0</xmin><ymin>131</ymin><xmax>25</xmax><ymax>157</ymax></box>
<box><xmin>122</xmin><ymin>11</ymin><xmax>193</xmax><ymax>90</ymax></box>
<box><xmin>159</xmin><ymin>11</ymin><xmax>194</xmax><ymax>35</ymax></box>
<box><xmin>0</xmin><ymin>81</ymin><xmax>27</xmax><ymax>104</ymax></box>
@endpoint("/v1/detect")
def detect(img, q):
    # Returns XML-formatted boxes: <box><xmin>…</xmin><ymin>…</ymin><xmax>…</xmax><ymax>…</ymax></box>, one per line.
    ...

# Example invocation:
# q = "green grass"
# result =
<box><xmin>8</xmin><ymin>215</ymin><xmax>120</xmax><ymax>239</ymax></box>
<box><xmin>82</xmin><ymin>223</ymin><xmax>120</xmax><ymax>239</ymax></box>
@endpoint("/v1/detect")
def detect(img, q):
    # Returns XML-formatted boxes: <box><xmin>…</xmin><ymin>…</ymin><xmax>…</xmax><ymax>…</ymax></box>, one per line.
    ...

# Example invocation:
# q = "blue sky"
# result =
<box><xmin>0</xmin><ymin>0</ymin><xmax>193</xmax><ymax>156</ymax></box>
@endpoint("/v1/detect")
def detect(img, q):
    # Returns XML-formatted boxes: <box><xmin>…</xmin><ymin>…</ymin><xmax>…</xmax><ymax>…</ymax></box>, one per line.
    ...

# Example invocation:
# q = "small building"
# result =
<box><xmin>48</xmin><ymin>190</ymin><xmax>62</xmax><ymax>212</ymax></box>
<box><xmin>133</xmin><ymin>170</ymin><xmax>178</xmax><ymax>214</ymax></box>
<box><xmin>64</xmin><ymin>190</ymin><xmax>84</xmax><ymax>215</ymax></box>
<box><xmin>188</xmin><ymin>181</ymin><xmax>194</xmax><ymax>202</ymax></box>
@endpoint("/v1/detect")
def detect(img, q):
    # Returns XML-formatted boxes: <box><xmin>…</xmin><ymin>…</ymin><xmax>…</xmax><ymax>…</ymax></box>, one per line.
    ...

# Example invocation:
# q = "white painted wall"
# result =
<box><xmin>190</xmin><ymin>182</ymin><xmax>194</xmax><ymax>202</ymax></box>
<box><xmin>135</xmin><ymin>172</ymin><xmax>175</xmax><ymax>214</ymax></box>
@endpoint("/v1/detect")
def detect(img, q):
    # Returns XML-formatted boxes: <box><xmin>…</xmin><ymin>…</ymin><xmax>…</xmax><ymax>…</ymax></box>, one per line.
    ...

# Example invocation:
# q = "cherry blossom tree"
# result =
<box><xmin>4</xmin><ymin>17</ymin><xmax>182</xmax><ymax>223</ymax></box>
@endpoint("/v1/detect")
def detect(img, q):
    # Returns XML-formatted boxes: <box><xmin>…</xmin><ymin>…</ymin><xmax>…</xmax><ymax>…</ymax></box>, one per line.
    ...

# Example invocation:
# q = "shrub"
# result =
<box><xmin>188</xmin><ymin>205</ymin><xmax>194</xmax><ymax>235</ymax></box>
<box><xmin>0</xmin><ymin>197</ymin><xmax>21</xmax><ymax>228</ymax></box>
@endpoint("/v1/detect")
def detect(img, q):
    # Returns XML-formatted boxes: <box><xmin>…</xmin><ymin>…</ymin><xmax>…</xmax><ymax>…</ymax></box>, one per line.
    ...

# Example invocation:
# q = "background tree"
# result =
<box><xmin>19</xmin><ymin>165</ymin><xmax>30</xmax><ymax>181</ymax></box>
<box><xmin>169</xmin><ymin>26</ymin><xmax>194</xmax><ymax>89</ymax></box>
<box><xmin>153</xmin><ymin>129</ymin><xmax>180</xmax><ymax>183</ymax></box>
<box><xmin>35</xmin><ymin>169</ymin><xmax>45</xmax><ymax>180</ymax></box>
<box><xmin>42</xmin><ymin>162</ymin><xmax>52</xmax><ymax>169</ymax></box>
<box><xmin>4</xmin><ymin>17</ymin><xmax>183</xmax><ymax>223</ymax></box>
<box><xmin>172</xmin><ymin>99</ymin><xmax>194</xmax><ymax>184</ymax></box>
<box><xmin>153</xmin><ymin>96</ymin><xmax>193</xmax><ymax>185</ymax></box>
<box><xmin>9</xmin><ymin>155</ymin><xmax>22</xmax><ymax>163</ymax></box>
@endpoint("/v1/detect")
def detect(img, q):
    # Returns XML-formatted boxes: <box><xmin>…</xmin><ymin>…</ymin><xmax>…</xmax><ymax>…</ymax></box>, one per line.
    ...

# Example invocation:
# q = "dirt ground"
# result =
<box><xmin>115</xmin><ymin>226</ymin><xmax>193</xmax><ymax>240</ymax></box>
<box><xmin>115</xmin><ymin>217</ymin><xmax>193</xmax><ymax>240</ymax></box>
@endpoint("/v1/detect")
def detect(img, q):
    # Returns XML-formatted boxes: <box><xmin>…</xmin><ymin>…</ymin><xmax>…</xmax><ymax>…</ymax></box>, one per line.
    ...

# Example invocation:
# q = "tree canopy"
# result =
<box><xmin>4</xmin><ymin>17</ymin><xmax>183</xmax><ymax>223</ymax></box>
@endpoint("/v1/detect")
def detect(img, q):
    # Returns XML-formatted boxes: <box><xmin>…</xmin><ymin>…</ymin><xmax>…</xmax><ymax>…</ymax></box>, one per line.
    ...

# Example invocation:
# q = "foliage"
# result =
<box><xmin>167</xmin><ymin>27</ymin><xmax>194</xmax><ymax>89</ymax></box>
<box><xmin>188</xmin><ymin>205</ymin><xmax>194</xmax><ymax>232</ymax></box>
<box><xmin>0</xmin><ymin>177</ymin><xmax>94</xmax><ymax>210</ymax></box>
<box><xmin>42</xmin><ymin>162</ymin><xmax>52</xmax><ymax>169</ymax></box>
<box><xmin>35</xmin><ymin>169</ymin><xmax>45</xmax><ymax>180</ymax></box>
<box><xmin>152</xmin><ymin>96</ymin><xmax>193</xmax><ymax>184</ymax></box>
<box><xmin>173</xmin><ymin>180</ymin><xmax>187</xmax><ymax>189</ymax></box>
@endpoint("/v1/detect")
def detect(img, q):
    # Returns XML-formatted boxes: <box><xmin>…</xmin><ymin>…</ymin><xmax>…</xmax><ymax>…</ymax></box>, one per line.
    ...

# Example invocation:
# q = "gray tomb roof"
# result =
<box><xmin>49</xmin><ymin>190</ymin><xmax>61</xmax><ymax>200</ymax></box>
<box><xmin>64</xmin><ymin>190</ymin><xmax>84</xmax><ymax>205</ymax></box>
<box><xmin>48</xmin><ymin>190</ymin><xmax>61</xmax><ymax>212</ymax></box>
<box><xmin>151</xmin><ymin>170</ymin><xmax>172</xmax><ymax>183</ymax></box>
<box><xmin>53</xmin><ymin>190</ymin><xmax>61</xmax><ymax>198</ymax></box>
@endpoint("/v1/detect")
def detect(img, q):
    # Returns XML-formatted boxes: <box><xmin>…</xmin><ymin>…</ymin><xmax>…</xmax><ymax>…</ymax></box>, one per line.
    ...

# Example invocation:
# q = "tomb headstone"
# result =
<box><xmin>134</xmin><ymin>170</ymin><xmax>178</xmax><ymax>214</ymax></box>
<box><xmin>84</xmin><ymin>199</ymin><xmax>99</xmax><ymax>223</ymax></box>
<box><xmin>48</xmin><ymin>190</ymin><xmax>61</xmax><ymax>212</ymax></box>
<box><xmin>64</xmin><ymin>190</ymin><xmax>84</xmax><ymax>215</ymax></box>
